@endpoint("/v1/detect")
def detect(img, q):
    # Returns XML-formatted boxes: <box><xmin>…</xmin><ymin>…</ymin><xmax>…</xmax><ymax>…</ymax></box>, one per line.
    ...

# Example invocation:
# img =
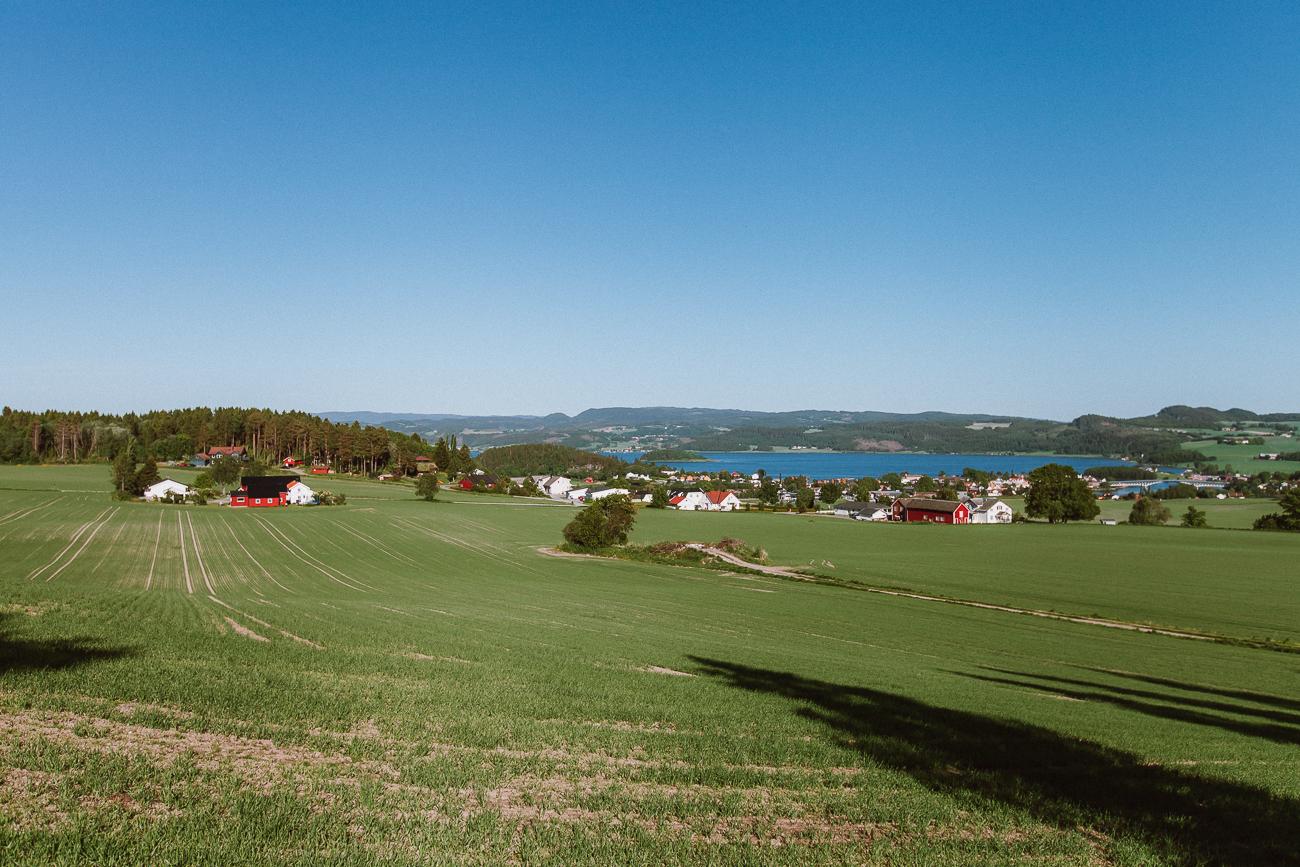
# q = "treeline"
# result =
<box><xmin>1084</xmin><ymin>466</ymin><xmax>1159</xmax><ymax>481</ymax></box>
<box><xmin>474</xmin><ymin>443</ymin><xmax>627</xmax><ymax>478</ymax></box>
<box><xmin>689</xmin><ymin>415</ymin><xmax>1190</xmax><ymax>460</ymax></box>
<box><xmin>0</xmin><ymin>406</ymin><xmax>438</xmax><ymax>475</ymax></box>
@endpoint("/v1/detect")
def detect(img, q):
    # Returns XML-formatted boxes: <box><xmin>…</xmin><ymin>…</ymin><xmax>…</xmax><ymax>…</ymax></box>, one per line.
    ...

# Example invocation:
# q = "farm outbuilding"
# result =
<box><xmin>143</xmin><ymin>479</ymin><xmax>192</xmax><ymax>501</ymax></box>
<box><xmin>891</xmin><ymin>497</ymin><xmax>971</xmax><ymax>524</ymax></box>
<box><xmin>230</xmin><ymin>476</ymin><xmax>313</xmax><ymax>508</ymax></box>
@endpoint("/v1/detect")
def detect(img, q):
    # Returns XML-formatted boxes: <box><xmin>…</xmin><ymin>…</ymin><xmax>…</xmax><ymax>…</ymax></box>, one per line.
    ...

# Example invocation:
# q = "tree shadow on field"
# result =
<box><xmin>689</xmin><ymin>656</ymin><xmax>1300</xmax><ymax>866</ymax></box>
<box><xmin>955</xmin><ymin>668</ymin><xmax>1300</xmax><ymax>746</ymax></box>
<box><xmin>1080</xmin><ymin>667</ymin><xmax>1300</xmax><ymax>713</ymax></box>
<box><xmin>0</xmin><ymin>615</ymin><xmax>135</xmax><ymax>676</ymax></box>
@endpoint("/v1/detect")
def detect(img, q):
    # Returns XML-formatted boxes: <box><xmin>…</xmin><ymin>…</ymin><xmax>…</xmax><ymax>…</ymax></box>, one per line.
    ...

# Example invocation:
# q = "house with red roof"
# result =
<box><xmin>704</xmin><ymin>490</ymin><xmax>741</xmax><ymax>511</ymax></box>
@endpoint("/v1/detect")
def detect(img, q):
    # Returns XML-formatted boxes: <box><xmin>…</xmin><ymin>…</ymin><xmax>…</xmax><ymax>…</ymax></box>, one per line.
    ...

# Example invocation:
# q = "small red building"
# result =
<box><xmin>458</xmin><ymin>474</ymin><xmax>499</xmax><ymax>491</ymax></box>
<box><xmin>891</xmin><ymin>497</ymin><xmax>971</xmax><ymax>524</ymax></box>
<box><xmin>310</xmin><ymin>466</ymin><xmax>331</xmax><ymax>475</ymax></box>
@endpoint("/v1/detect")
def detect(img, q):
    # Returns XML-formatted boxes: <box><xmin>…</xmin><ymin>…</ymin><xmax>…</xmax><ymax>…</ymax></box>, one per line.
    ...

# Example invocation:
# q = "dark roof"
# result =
<box><xmin>894</xmin><ymin>497</ymin><xmax>966</xmax><ymax>514</ymax></box>
<box><xmin>239</xmin><ymin>476</ymin><xmax>296</xmax><ymax>497</ymax></box>
<box><xmin>837</xmin><ymin>500</ymin><xmax>887</xmax><ymax>513</ymax></box>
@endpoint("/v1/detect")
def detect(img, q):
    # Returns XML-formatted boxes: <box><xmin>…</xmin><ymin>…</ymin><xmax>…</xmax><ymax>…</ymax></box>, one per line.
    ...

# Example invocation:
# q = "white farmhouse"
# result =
<box><xmin>143</xmin><ymin>479</ymin><xmax>192</xmax><ymax>501</ymax></box>
<box><xmin>969</xmin><ymin>498</ymin><xmax>1013</xmax><ymax>524</ymax></box>
<box><xmin>538</xmin><ymin>476</ymin><xmax>574</xmax><ymax>499</ymax></box>
<box><xmin>566</xmin><ymin>487</ymin><xmax>589</xmax><ymax>503</ymax></box>
<box><xmin>669</xmin><ymin>491</ymin><xmax>712</xmax><ymax>511</ymax></box>
<box><xmin>704</xmin><ymin>491</ymin><xmax>741</xmax><ymax>511</ymax></box>
<box><xmin>284</xmin><ymin>480</ymin><xmax>317</xmax><ymax>505</ymax></box>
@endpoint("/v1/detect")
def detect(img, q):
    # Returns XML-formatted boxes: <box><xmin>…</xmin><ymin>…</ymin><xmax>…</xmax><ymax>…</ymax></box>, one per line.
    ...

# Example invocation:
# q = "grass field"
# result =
<box><xmin>2</xmin><ymin>465</ymin><xmax>1299</xmax><ymax>865</ymax></box>
<box><xmin>1181</xmin><ymin>435</ymin><xmax>1300</xmax><ymax>475</ymax></box>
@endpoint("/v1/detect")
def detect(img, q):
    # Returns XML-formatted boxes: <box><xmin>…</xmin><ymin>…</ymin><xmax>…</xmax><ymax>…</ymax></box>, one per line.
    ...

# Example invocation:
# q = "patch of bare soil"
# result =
<box><xmin>853</xmin><ymin>439</ymin><xmax>905</xmax><ymax>451</ymax></box>
<box><xmin>637</xmin><ymin>665</ymin><xmax>696</xmax><ymax>678</ymax></box>
<box><xmin>223</xmin><ymin>616</ymin><xmax>268</xmax><ymax>642</ymax></box>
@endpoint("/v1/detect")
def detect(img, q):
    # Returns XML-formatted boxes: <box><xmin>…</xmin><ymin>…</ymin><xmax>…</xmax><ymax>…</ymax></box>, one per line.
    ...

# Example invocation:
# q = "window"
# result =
<box><xmin>255</xmin><ymin>498</ymin><xmax>262</xmax><ymax>504</ymax></box>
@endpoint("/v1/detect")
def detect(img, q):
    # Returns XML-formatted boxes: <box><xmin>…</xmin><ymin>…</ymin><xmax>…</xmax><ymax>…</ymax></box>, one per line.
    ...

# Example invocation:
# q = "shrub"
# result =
<box><xmin>562</xmin><ymin>495</ymin><xmax>636</xmax><ymax>550</ymax></box>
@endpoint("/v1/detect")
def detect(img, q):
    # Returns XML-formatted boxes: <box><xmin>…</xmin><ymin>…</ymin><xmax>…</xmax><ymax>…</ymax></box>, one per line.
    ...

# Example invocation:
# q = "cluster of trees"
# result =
<box><xmin>1254</xmin><ymin>490</ymin><xmax>1300</xmax><ymax>532</ymax></box>
<box><xmin>1084</xmin><ymin>466</ymin><xmax>1158</xmax><ymax>481</ymax></box>
<box><xmin>1024</xmin><ymin>464</ymin><xmax>1100</xmax><ymax>524</ymax></box>
<box><xmin>0</xmin><ymin>406</ymin><xmax>437</xmax><ymax>476</ymax></box>
<box><xmin>473</xmin><ymin>443</ymin><xmax>627</xmax><ymax>478</ymax></box>
<box><xmin>111</xmin><ymin>449</ymin><xmax>161</xmax><ymax>498</ymax></box>
<box><xmin>562</xmin><ymin>495</ymin><xmax>637</xmax><ymax>550</ymax></box>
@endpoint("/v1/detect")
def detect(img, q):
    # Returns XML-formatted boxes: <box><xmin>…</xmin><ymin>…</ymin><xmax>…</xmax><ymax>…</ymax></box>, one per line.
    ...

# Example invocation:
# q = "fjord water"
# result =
<box><xmin>626</xmin><ymin>452</ymin><xmax>1128</xmax><ymax>478</ymax></box>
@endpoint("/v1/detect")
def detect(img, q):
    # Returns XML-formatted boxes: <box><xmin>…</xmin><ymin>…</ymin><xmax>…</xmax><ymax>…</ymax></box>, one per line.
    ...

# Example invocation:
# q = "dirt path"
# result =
<box><xmin>692</xmin><ymin>545</ymin><xmax>1221</xmax><ymax>642</ymax></box>
<box><xmin>560</xmin><ymin>544</ymin><xmax>1222</xmax><ymax>645</ymax></box>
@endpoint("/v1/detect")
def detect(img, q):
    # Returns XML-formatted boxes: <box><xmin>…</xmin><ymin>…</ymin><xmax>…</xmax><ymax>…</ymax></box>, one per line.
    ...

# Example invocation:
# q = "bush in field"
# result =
<box><xmin>1181</xmin><ymin>505</ymin><xmax>1208</xmax><ymax>528</ymax></box>
<box><xmin>1025</xmin><ymin>464</ymin><xmax>1100</xmax><ymax>524</ymax></box>
<box><xmin>562</xmin><ymin>495</ymin><xmax>636</xmax><ymax>550</ymax></box>
<box><xmin>315</xmin><ymin>490</ymin><xmax>346</xmax><ymax>506</ymax></box>
<box><xmin>1129</xmin><ymin>495</ymin><xmax>1171</xmax><ymax>526</ymax></box>
<box><xmin>415</xmin><ymin>474</ymin><xmax>440</xmax><ymax>501</ymax></box>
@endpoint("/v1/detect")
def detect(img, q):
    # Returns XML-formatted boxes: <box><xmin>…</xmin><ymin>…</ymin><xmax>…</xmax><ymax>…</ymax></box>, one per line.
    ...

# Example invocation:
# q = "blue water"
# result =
<box><xmin>608</xmin><ymin>451</ymin><xmax>1131</xmax><ymax>478</ymax></box>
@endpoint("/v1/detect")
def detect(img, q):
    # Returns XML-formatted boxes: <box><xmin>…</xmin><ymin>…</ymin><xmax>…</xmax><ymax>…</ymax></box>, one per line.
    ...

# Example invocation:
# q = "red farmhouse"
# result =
<box><xmin>230</xmin><ymin>476</ymin><xmax>297</xmax><ymax>508</ymax></box>
<box><xmin>891</xmin><ymin>497</ymin><xmax>971</xmax><ymax>525</ymax></box>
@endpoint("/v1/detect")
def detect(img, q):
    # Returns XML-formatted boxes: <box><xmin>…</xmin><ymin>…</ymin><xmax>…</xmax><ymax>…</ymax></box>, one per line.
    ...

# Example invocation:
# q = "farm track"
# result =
<box><xmin>692</xmin><ymin>546</ymin><xmax>1230</xmax><ymax>645</ymax></box>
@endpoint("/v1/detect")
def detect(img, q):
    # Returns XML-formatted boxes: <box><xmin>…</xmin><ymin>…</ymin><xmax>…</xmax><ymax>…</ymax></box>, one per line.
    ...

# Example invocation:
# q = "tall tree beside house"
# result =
<box><xmin>415</xmin><ymin>474</ymin><xmax>440</xmax><ymax>502</ymax></box>
<box><xmin>818</xmin><ymin>481</ymin><xmax>843</xmax><ymax>504</ymax></box>
<box><xmin>1128</xmin><ymin>495</ymin><xmax>1171</xmax><ymax>526</ymax></box>
<box><xmin>1024</xmin><ymin>463</ymin><xmax>1100</xmax><ymax>524</ymax></box>
<box><xmin>757</xmin><ymin>479</ymin><xmax>780</xmax><ymax>505</ymax></box>
<box><xmin>208</xmin><ymin>455</ymin><xmax>242</xmax><ymax>491</ymax></box>
<box><xmin>431</xmin><ymin>438</ymin><xmax>451</xmax><ymax>472</ymax></box>
<box><xmin>111</xmin><ymin>444</ymin><xmax>137</xmax><ymax>494</ymax></box>
<box><xmin>852</xmin><ymin>477</ymin><xmax>880</xmax><ymax>500</ymax></box>
<box><xmin>795</xmin><ymin>487</ymin><xmax>816</xmax><ymax>512</ymax></box>
<box><xmin>649</xmin><ymin>485</ymin><xmax>669</xmax><ymax>508</ymax></box>
<box><xmin>134</xmin><ymin>457</ymin><xmax>162</xmax><ymax>492</ymax></box>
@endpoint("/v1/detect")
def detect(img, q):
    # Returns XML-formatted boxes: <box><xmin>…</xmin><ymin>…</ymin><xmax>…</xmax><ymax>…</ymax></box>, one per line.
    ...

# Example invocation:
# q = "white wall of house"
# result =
<box><xmin>709</xmin><ymin>493</ymin><xmax>741</xmax><ymax>511</ymax></box>
<box><xmin>674</xmin><ymin>491</ymin><xmax>712</xmax><ymax>511</ymax></box>
<box><xmin>972</xmin><ymin>501</ymin><xmax>1013</xmax><ymax>524</ymax></box>
<box><xmin>285</xmin><ymin>482</ymin><xmax>316</xmax><ymax>505</ymax></box>
<box><xmin>545</xmin><ymin>477</ymin><xmax>574</xmax><ymax>498</ymax></box>
<box><xmin>588</xmin><ymin>487</ymin><xmax>630</xmax><ymax>501</ymax></box>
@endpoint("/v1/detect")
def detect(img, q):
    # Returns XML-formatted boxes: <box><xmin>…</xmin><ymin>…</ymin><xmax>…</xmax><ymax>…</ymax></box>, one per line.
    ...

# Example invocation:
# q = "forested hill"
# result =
<box><xmin>0</xmin><ymin>406</ymin><xmax>431</xmax><ymax>474</ymax></box>
<box><xmin>473</xmin><ymin>444</ymin><xmax>627</xmax><ymax>477</ymax></box>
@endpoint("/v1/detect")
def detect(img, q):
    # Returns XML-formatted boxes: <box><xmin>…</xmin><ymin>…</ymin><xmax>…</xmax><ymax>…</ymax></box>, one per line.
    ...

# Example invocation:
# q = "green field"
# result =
<box><xmin>2</xmin><ymin>466</ymin><xmax>1298</xmax><ymax>865</ymax></box>
<box><xmin>1181</xmin><ymin>435</ymin><xmax>1300</xmax><ymax>475</ymax></box>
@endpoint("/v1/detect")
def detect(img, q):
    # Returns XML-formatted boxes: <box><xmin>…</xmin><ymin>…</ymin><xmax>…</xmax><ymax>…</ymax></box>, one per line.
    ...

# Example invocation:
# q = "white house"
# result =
<box><xmin>704</xmin><ymin>490</ymin><xmax>741</xmax><ymax>511</ymax></box>
<box><xmin>143</xmin><ymin>479</ymin><xmax>192</xmax><ymax>501</ymax></box>
<box><xmin>538</xmin><ymin>476</ymin><xmax>573</xmax><ymax>499</ymax></box>
<box><xmin>588</xmin><ymin>487</ymin><xmax>630</xmax><ymax>501</ymax></box>
<box><xmin>566</xmin><ymin>487</ymin><xmax>590</xmax><ymax>503</ymax></box>
<box><xmin>969</xmin><ymin>498</ymin><xmax>1013</xmax><ymax>524</ymax></box>
<box><xmin>834</xmin><ymin>501</ymin><xmax>892</xmax><ymax>521</ymax></box>
<box><xmin>284</xmin><ymin>480</ymin><xmax>317</xmax><ymax>505</ymax></box>
<box><xmin>669</xmin><ymin>491</ymin><xmax>712</xmax><ymax>511</ymax></box>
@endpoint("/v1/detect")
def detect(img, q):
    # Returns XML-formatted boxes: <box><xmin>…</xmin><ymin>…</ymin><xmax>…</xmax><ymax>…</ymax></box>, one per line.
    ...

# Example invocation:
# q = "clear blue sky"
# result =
<box><xmin>2</xmin><ymin>1</ymin><xmax>1297</xmax><ymax>420</ymax></box>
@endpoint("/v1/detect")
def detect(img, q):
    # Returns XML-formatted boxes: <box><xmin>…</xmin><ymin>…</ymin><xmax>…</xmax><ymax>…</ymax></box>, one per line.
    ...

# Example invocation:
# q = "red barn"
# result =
<box><xmin>310</xmin><ymin>466</ymin><xmax>331</xmax><ymax>475</ymax></box>
<box><xmin>230</xmin><ymin>476</ymin><xmax>296</xmax><ymax>508</ymax></box>
<box><xmin>891</xmin><ymin>497</ymin><xmax>970</xmax><ymax>524</ymax></box>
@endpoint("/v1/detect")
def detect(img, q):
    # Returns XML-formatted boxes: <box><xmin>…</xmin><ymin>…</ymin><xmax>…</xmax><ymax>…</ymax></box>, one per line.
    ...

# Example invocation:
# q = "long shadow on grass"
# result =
<box><xmin>958</xmin><ymin>669</ymin><xmax>1300</xmax><ymax>746</ymax></box>
<box><xmin>689</xmin><ymin>655</ymin><xmax>1300</xmax><ymax>866</ymax></box>
<box><xmin>0</xmin><ymin>615</ymin><xmax>135</xmax><ymax>675</ymax></box>
<box><xmin>1081</xmin><ymin>667</ymin><xmax>1300</xmax><ymax>713</ymax></box>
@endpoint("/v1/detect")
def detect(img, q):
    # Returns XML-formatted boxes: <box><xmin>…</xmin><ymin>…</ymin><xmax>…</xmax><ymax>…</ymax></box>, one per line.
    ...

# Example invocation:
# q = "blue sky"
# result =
<box><xmin>2</xmin><ymin>1</ymin><xmax>1297</xmax><ymax>420</ymax></box>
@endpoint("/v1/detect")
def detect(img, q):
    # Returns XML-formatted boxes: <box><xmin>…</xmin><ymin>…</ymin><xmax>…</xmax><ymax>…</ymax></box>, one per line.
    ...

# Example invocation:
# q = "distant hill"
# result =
<box><xmin>318</xmin><ymin>405</ymin><xmax>1299</xmax><ymax>459</ymax></box>
<box><xmin>473</xmin><ymin>444</ymin><xmax>627</xmax><ymax>477</ymax></box>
